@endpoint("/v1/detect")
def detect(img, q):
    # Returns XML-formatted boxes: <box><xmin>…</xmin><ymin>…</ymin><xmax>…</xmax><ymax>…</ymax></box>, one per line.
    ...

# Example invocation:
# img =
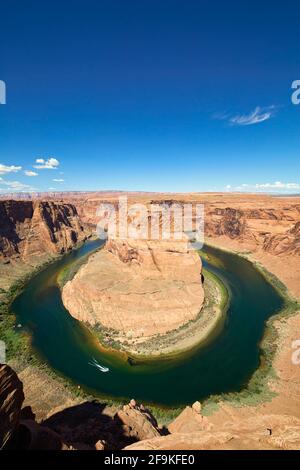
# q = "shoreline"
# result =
<box><xmin>2</xmin><ymin>238</ymin><xmax>298</xmax><ymax>422</ymax></box>
<box><xmin>204</xmin><ymin>239</ymin><xmax>298</xmax><ymax>300</ymax></box>
<box><xmin>201</xmin><ymin>239</ymin><xmax>300</xmax><ymax>415</ymax></box>
<box><xmin>0</xmin><ymin>239</ymin><xmax>114</xmax><ymax>408</ymax></box>
<box><xmin>88</xmin><ymin>265</ymin><xmax>229</xmax><ymax>362</ymax></box>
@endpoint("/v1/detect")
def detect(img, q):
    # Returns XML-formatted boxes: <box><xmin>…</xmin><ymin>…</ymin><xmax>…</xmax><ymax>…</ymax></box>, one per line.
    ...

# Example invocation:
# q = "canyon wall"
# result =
<box><xmin>0</xmin><ymin>200</ymin><xmax>88</xmax><ymax>262</ymax></box>
<box><xmin>48</xmin><ymin>192</ymin><xmax>300</xmax><ymax>257</ymax></box>
<box><xmin>0</xmin><ymin>200</ymin><xmax>89</xmax><ymax>294</ymax></box>
<box><xmin>3</xmin><ymin>192</ymin><xmax>299</xmax><ymax>258</ymax></box>
<box><xmin>1</xmin><ymin>192</ymin><xmax>299</xmax><ymax>296</ymax></box>
<box><xmin>62</xmin><ymin>191</ymin><xmax>300</xmax><ymax>299</ymax></box>
<box><xmin>205</xmin><ymin>204</ymin><xmax>300</xmax><ymax>255</ymax></box>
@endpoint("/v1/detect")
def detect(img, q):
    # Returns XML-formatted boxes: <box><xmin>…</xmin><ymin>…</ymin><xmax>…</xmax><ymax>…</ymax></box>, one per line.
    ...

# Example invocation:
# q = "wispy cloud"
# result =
<box><xmin>24</xmin><ymin>170</ymin><xmax>38</xmax><ymax>177</ymax></box>
<box><xmin>225</xmin><ymin>181</ymin><xmax>300</xmax><ymax>193</ymax></box>
<box><xmin>0</xmin><ymin>177</ymin><xmax>36</xmax><ymax>192</ymax></box>
<box><xmin>214</xmin><ymin>106</ymin><xmax>277</xmax><ymax>126</ymax></box>
<box><xmin>0</xmin><ymin>163</ymin><xmax>22</xmax><ymax>175</ymax></box>
<box><xmin>254</xmin><ymin>181</ymin><xmax>300</xmax><ymax>190</ymax></box>
<box><xmin>230</xmin><ymin>106</ymin><xmax>276</xmax><ymax>126</ymax></box>
<box><xmin>33</xmin><ymin>157</ymin><xmax>60</xmax><ymax>170</ymax></box>
<box><xmin>53</xmin><ymin>178</ymin><xmax>64</xmax><ymax>182</ymax></box>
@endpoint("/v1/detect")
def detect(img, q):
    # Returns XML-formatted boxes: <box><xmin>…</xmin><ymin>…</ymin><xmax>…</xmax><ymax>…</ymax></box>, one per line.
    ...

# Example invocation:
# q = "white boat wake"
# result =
<box><xmin>89</xmin><ymin>357</ymin><xmax>109</xmax><ymax>373</ymax></box>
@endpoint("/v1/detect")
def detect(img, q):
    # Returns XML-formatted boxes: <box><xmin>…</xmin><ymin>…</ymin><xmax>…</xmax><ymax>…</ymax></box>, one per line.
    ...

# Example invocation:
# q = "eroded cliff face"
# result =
<box><xmin>263</xmin><ymin>221</ymin><xmax>300</xmax><ymax>255</ymax></box>
<box><xmin>0</xmin><ymin>200</ymin><xmax>87</xmax><ymax>262</ymax></box>
<box><xmin>205</xmin><ymin>205</ymin><xmax>300</xmax><ymax>254</ymax></box>
<box><xmin>61</xmin><ymin>193</ymin><xmax>300</xmax><ymax>257</ymax></box>
<box><xmin>62</xmin><ymin>237</ymin><xmax>204</xmax><ymax>341</ymax></box>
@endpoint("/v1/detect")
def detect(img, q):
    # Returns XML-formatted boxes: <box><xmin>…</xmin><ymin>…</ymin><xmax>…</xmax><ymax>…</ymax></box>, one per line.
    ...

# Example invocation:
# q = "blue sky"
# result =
<box><xmin>0</xmin><ymin>0</ymin><xmax>299</xmax><ymax>193</ymax></box>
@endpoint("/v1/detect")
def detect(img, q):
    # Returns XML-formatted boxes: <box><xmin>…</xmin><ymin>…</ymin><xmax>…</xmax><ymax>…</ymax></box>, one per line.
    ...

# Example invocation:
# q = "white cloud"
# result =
<box><xmin>229</xmin><ymin>106</ymin><xmax>276</xmax><ymax>126</ymax></box>
<box><xmin>214</xmin><ymin>106</ymin><xmax>277</xmax><ymax>126</ymax></box>
<box><xmin>0</xmin><ymin>163</ymin><xmax>22</xmax><ymax>175</ymax></box>
<box><xmin>254</xmin><ymin>181</ymin><xmax>300</xmax><ymax>190</ymax></box>
<box><xmin>24</xmin><ymin>170</ymin><xmax>38</xmax><ymax>177</ymax></box>
<box><xmin>34</xmin><ymin>157</ymin><xmax>60</xmax><ymax>169</ymax></box>
<box><xmin>225</xmin><ymin>181</ymin><xmax>300</xmax><ymax>193</ymax></box>
<box><xmin>53</xmin><ymin>178</ymin><xmax>64</xmax><ymax>182</ymax></box>
<box><xmin>0</xmin><ymin>177</ymin><xmax>36</xmax><ymax>192</ymax></box>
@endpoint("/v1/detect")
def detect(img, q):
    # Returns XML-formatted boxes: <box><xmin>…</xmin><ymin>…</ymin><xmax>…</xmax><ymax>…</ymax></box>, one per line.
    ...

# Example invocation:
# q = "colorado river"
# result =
<box><xmin>11</xmin><ymin>239</ymin><xmax>284</xmax><ymax>406</ymax></box>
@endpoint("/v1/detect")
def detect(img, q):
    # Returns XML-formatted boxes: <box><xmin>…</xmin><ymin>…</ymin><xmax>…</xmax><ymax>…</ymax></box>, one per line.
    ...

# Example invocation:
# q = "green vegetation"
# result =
<box><xmin>0</xmin><ymin>276</ymin><xmax>38</xmax><ymax>363</ymax></box>
<box><xmin>57</xmin><ymin>244</ymin><xmax>100</xmax><ymax>287</ymax></box>
<box><xmin>0</xmin><ymin>276</ymin><xmax>127</xmax><ymax>407</ymax></box>
<box><xmin>150</xmin><ymin>406</ymin><xmax>184</xmax><ymax>426</ymax></box>
<box><xmin>2</xmin><ymin>240</ymin><xmax>299</xmax><ymax>424</ymax></box>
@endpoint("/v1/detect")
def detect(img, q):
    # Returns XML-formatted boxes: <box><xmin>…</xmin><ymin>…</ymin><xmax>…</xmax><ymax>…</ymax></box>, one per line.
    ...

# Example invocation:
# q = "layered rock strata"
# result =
<box><xmin>0</xmin><ymin>200</ymin><xmax>87</xmax><ymax>261</ymax></box>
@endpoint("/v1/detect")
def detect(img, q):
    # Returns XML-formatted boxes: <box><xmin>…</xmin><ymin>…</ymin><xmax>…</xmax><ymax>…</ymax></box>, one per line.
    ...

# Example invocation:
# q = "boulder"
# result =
<box><xmin>114</xmin><ymin>402</ymin><xmax>161</xmax><ymax>441</ymax></box>
<box><xmin>95</xmin><ymin>439</ymin><xmax>107</xmax><ymax>450</ymax></box>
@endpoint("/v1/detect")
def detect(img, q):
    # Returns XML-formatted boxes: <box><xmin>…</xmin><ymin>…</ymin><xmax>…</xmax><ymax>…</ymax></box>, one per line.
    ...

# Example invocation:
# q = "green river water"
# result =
<box><xmin>12</xmin><ymin>239</ymin><xmax>284</xmax><ymax>407</ymax></box>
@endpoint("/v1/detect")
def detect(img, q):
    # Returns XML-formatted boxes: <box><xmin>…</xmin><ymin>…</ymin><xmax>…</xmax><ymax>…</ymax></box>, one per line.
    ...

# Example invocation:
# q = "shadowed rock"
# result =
<box><xmin>0</xmin><ymin>363</ymin><xmax>24</xmax><ymax>448</ymax></box>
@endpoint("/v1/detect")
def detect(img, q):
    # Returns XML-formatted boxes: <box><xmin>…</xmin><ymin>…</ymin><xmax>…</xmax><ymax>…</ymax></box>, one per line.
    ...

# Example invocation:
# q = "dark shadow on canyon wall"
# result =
<box><xmin>42</xmin><ymin>401</ymin><xmax>138</xmax><ymax>449</ymax></box>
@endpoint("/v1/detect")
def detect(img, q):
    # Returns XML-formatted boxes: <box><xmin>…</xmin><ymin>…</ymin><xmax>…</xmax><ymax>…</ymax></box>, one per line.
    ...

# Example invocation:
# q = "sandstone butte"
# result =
<box><xmin>62</xmin><ymin>237</ymin><xmax>204</xmax><ymax>341</ymax></box>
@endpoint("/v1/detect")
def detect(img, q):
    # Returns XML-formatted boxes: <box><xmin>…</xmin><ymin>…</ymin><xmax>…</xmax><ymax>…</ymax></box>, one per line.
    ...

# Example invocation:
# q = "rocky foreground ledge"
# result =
<box><xmin>2</xmin><ymin>363</ymin><xmax>300</xmax><ymax>450</ymax></box>
<box><xmin>62</xmin><ymin>238</ymin><xmax>205</xmax><ymax>350</ymax></box>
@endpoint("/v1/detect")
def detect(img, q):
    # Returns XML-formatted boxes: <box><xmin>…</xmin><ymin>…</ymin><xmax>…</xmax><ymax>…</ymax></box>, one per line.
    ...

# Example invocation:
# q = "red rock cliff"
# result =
<box><xmin>0</xmin><ymin>200</ymin><xmax>88</xmax><ymax>262</ymax></box>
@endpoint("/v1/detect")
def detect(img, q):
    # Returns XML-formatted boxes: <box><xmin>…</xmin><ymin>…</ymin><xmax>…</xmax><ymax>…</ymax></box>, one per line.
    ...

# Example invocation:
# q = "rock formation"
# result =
<box><xmin>0</xmin><ymin>363</ymin><xmax>163</xmax><ymax>450</ymax></box>
<box><xmin>0</xmin><ymin>199</ymin><xmax>89</xmax><ymax>295</ymax></box>
<box><xmin>0</xmin><ymin>200</ymin><xmax>88</xmax><ymax>261</ymax></box>
<box><xmin>2</xmin><ymin>192</ymin><xmax>300</xmax><ymax>259</ymax></box>
<box><xmin>0</xmin><ymin>364</ymin><xmax>24</xmax><ymax>448</ymax></box>
<box><xmin>125</xmin><ymin>408</ymin><xmax>300</xmax><ymax>451</ymax></box>
<box><xmin>168</xmin><ymin>402</ymin><xmax>212</xmax><ymax>434</ymax></box>
<box><xmin>2</xmin><ymin>363</ymin><xmax>300</xmax><ymax>450</ymax></box>
<box><xmin>205</xmin><ymin>204</ymin><xmax>300</xmax><ymax>255</ymax></box>
<box><xmin>263</xmin><ymin>221</ymin><xmax>300</xmax><ymax>255</ymax></box>
<box><xmin>114</xmin><ymin>400</ymin><xmax>162</xmax><ymax>441</ymax></box>
<box><xmin>62</xmin><ymin>237</ymin><xmax>204</xmax><ymax>341</ymax></box>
